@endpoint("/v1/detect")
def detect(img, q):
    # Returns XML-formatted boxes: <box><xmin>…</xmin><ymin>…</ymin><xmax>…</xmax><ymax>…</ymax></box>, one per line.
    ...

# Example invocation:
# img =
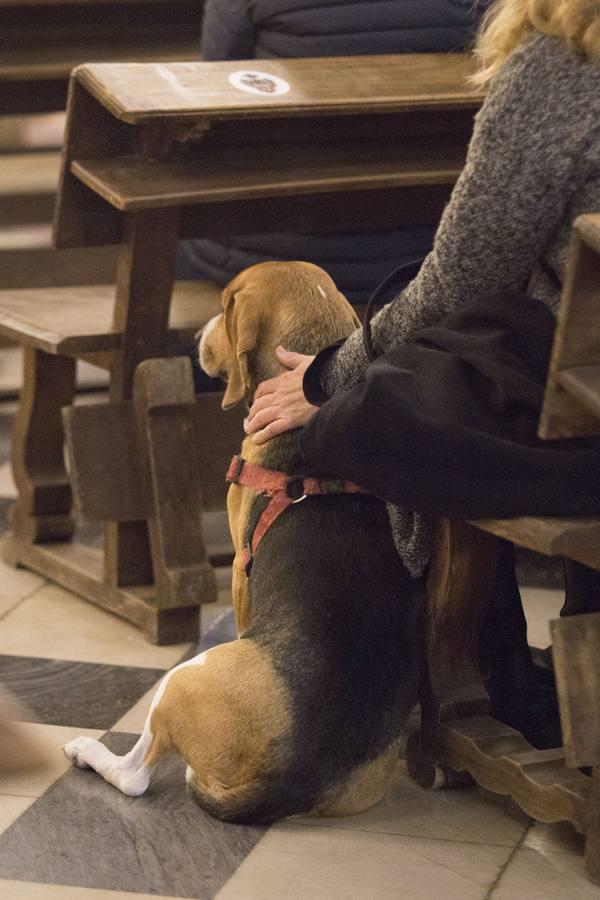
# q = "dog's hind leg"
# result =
<box><xmin>314</xmin><ymin>744</ymin><xmax>399</xmax><ymax>817</ymax></box>
<box><xmin>62</xmin><ymin>654</ymin><xmax>205</xmax><ymax>796</ymax></box>
<box><xmin>62</xmin><ymin>728</ymin><xmax>163</xmax><ymax>796</ymax></box>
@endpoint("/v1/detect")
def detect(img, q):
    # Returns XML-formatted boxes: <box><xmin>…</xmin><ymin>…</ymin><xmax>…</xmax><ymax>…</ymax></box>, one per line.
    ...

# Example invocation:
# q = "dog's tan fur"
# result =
<box><xmin>200</xmin><ymin>260</ymin><xmax>360</xmax><ymax>633</ymax></box>
<box><xmin>149</xmin><ymin>640</ymin><xmax>290</xmax><ymax>807</ymax></box>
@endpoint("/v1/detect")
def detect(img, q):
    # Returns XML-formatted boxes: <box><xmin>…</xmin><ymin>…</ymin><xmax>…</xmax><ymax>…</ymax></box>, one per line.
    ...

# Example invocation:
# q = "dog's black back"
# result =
<box><xmin>207</xmin><ymin>441</ymin><xmax>424</xmax><ymax>823</ymax></box>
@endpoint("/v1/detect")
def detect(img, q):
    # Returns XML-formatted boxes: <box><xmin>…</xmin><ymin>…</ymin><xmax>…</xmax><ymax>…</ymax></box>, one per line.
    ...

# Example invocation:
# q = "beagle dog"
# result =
<box><xmin>63</xmin><ymin>261</ymin><xmax>423</xmax><ymax>822</ymax></box>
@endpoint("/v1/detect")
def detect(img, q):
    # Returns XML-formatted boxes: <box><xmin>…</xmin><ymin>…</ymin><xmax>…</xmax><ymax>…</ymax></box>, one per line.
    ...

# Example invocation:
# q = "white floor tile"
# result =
<box><xmin>493</xmin><ymin>847</ymin><xmax>600</xmax><ymax>898</ymax></box>
<box><xmin>294</xmin><ymin>761</ymin><xmax>528</xmax><ymax>847</ymax></box>
<box><xmin>111</xmin><ymin>682</ymin><xmax>159</xmax><ymax>734</ymax></box>
<box><xmin>0</xmin><ymin>462</ymin><xmax>16</xmax><ymax>499</ymax></box>
<box><xmin>0</xmin><ymin>723</ymin><xmax>103</xmax><ymax>797</ymax></box>
<box><xmin>0</xmin><ymin>583</ymin><xmax>192</xmax><ymax>668</ymax></box>
<box><xmin>523</xmin><ymin>820</ymin><xmax>585</xmax><ymax>855</ymax></box>
<box><xmin>0</xmin><ymin>559</ymin><xmax>45</xmax><ymax>601</ymax></box>
<box><xmin>0</xmin><ymin>595</ymin><xmax>25</xmax><ymax>620</ymax></box>
<box><xmin>216</xmin><ymin>823</ymin><xmax>513</xmax><ymax>900</ymax></box>
<box><xmin>0</xmin><ymin>795</ymin><xmax>35</xmax><ymax>834</ymax></box>
<box><xmin>0</xmin><ymin>882</ymin><xmax>185</xmax><ymax>900</ymax></box>
<box><xmin>521</xmin><ymin>586</ymin><xmax>564</xmax><ymax>648</ymax></box>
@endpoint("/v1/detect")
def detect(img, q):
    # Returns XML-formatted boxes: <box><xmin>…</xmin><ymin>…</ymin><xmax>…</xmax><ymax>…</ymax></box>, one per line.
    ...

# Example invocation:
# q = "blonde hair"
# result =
<box><xmin>473</xmin><ymin>0</ymin><xmax>600</xmax><ymax>85</ymax></box>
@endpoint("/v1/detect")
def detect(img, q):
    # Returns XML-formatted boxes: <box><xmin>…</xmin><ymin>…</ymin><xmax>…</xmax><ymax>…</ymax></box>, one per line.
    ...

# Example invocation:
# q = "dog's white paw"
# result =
<box><xmin>62</xmin><ymin>736</ymin><xmax>98</xmax><ymax>769</ymax></box>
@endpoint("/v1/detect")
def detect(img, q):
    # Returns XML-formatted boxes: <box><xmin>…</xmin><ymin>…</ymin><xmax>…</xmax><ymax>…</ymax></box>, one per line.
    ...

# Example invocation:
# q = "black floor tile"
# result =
<box><xmin>0</xmin><ymin>731</ymin><xmax>267</xmax><ymax>899</ymax></box>
<box><xmin>0</xmin><ymin>656</ymin><xmax>165</xmax><ymax>729</ymax></box>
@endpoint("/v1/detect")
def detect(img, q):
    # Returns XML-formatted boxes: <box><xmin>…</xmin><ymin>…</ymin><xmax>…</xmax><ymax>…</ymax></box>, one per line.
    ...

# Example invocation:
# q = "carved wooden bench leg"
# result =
<box><xmin>133</xmin><ymin>356</ymin><xmax>217</xmax><ymax>643</ymax></box>
<box><xmin>103</xmin><ymin>206</ymin><xmax>181</xmax><ymax>600</ymax></box>
<box><xmin>406</xmin><ymin>519</ymin><xmax>499</xmax><ymax>789</ymax></box>
<box><xmin>3</xmin><ymin>346</ymin><xmax>76</xmax><ymax>564</ymax></box>
<box><xmin>104</xmin><ymin>520</ymin><xmax>153</xmax><ymax>589</ymax></box>
<box><xmin>586</xmin><ymin>768</ymin><xmax>600</xmax><ymax>885</ymax></box>
<box><xmin>408</xmin><ymin>524</ymin><xmax>594</xmax><ymax>852</ymax></box>
<box><xmin>551</xmin><ymin>612</ymin><xmax>600</xmax><ymax>884</ymax></box>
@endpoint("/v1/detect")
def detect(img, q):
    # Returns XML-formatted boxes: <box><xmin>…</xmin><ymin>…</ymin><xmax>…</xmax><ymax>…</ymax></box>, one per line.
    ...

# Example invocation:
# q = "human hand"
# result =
<box><xmin>245</xmin><ymin>346</ymin><xmax>317</xmax><ymax>444</ymax></box>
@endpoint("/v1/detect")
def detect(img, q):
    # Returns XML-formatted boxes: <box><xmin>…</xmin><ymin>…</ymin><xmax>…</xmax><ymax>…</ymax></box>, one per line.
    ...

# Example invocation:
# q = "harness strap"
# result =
<box><xmin>225</xmin><ymin>455</ymin><xmax>366</xmax><ymax>574</ymax></box>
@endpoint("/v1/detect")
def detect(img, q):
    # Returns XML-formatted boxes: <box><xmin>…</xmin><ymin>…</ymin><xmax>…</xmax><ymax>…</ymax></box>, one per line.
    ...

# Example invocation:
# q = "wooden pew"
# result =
<box><xmin>0</xmin><ymin>54</ymin><xmax>482</xmax><ymax>643</ymax></box>
<box><xmin>406</xmin><ymin>213</ymin><xmax>600</xmax><ymax>883</ymax></box>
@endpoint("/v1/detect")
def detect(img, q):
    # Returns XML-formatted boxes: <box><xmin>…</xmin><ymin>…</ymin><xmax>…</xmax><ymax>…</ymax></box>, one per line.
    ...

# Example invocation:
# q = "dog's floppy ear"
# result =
<box><xmin>222</xmin><ymin>287</ymin><xmax>259</xmax><ymax>410</ymax></box>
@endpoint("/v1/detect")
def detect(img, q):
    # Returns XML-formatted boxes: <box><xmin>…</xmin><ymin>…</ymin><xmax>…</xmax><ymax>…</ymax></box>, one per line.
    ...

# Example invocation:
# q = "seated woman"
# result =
<box><xmin>244</xmin><ymin>0</ymin><xmax>600</xmax><ymax>745</ymax></box>
<box><xmin>178</xmin><ymin>0</ymin><xmax>489</xmax><ymax>305</ymax></box>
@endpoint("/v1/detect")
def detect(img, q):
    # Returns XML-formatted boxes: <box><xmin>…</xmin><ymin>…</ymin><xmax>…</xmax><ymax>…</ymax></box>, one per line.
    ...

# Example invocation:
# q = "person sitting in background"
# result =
<box><xmin>177</xmin><ymin>0</ymin><xmax>491</xmax><ymax>305</ymax></box>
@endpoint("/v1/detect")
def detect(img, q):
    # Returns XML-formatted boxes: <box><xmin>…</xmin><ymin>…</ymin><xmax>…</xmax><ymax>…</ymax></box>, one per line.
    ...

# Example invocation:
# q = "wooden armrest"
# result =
<box><xmin>539</xmin><ymin>214</ymin><xmax>600</xmax><ymax>440</ymax></box>
<box><xmin>472</xmin><ymin>516</ymin><xmax>600</xmax><ymax>569</ymax></box>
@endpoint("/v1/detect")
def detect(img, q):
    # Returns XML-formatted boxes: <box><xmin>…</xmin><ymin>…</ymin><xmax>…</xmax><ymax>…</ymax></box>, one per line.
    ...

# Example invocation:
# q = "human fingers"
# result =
<box><xmin>245</xmin><ymin>391</ymin><xmax>281</xmax><ymax>425</ymax></box>
<box><xmin>251</xmin><ymin>417</ymin><xmax>298</xmax><ymax>445</ymax></box>
<box><xmin>252</xmin><ymin>404</ymin><xmax>317</xmax><ymax>444</ymax></box>
<box><xmin>275</xmin><ymin>346</ymin><xmax>314</xmax><ymax>369</ymax></box>
<box><xmin>253</xmin><ymin>374</ymin><xmax>285</xmax><ymax>401</ymax></box>
<box><xmin>244</xmin><ymin>405</ymin><xmax>280</xmax><ymax>435</ymax></box>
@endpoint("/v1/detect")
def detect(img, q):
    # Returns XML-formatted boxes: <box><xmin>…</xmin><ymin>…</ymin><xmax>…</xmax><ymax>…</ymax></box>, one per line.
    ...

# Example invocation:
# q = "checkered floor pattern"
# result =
<box><xmin>0</xmin><ymin>396</ymin><xmax>597</xmax><ymax>900</ymax></box>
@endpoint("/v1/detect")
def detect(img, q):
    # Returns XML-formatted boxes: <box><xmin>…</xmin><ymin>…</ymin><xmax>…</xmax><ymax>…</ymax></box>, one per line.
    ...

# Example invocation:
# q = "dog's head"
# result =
<box><xmin>198</xmin><ymin>261</ymin><xmax>360</xmax><ymax>410</ymax></box>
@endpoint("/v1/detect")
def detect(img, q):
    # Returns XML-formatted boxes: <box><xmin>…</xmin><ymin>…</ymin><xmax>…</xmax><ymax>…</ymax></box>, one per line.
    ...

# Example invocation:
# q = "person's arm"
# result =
<box><xmin>201</xmin><ymin>0</ymin><xmax>256</xmax><ymax>60</ymax></box>
<box><xmin>322</xmin><ymin>34</ymin><xmax>600</xmax><ymax>395</ymax></box>
<box><xmin>246</xmin><ymin>35</ymin><xmax>600</xmax><ymax>441</ymax></box>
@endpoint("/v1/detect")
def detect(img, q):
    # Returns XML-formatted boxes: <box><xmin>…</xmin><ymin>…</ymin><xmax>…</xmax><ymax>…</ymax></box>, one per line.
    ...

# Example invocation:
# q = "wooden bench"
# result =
<box><xmin>0</xmin><ymin>54</ymin><xmax>483</xmax><ymax>643</ymax></box>
<box><xmin>406</xmin><ymin>213</ymin><xmax>600</xmax><ymax>883</ymax></box>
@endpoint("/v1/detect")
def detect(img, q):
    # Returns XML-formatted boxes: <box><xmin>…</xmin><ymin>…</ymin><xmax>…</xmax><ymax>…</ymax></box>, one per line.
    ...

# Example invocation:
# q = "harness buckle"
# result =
<box><xmin>285</xmin><ymin>477</ymin><xmax>306</xmax><ymax>501</ymax></box>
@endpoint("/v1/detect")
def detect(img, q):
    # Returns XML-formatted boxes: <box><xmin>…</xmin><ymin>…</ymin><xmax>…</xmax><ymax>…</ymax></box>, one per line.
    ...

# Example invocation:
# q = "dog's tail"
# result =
<box><xmin>185</xmin><ymin>768</ymin><xmax>271</xmax><ymax>823</ymax></box>
<box><xmin>185</xmin><ymin>763</ymin><xmax>306</xmax><ymax>824</ymax></box>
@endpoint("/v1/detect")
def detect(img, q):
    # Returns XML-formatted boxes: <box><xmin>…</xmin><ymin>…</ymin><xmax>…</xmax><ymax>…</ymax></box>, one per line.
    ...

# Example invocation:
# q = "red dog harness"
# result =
<box><xmin>226</xmin><ymin>455</ymin><xmax>366</xmax><ymax>574</ymax></box>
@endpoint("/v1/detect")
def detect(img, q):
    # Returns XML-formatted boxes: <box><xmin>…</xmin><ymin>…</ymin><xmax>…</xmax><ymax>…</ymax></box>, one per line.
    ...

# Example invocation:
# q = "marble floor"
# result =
<box><xmin>0</xmin><ymin>402</ymin><xmax>598</xmax><ymax>899</ymax></box>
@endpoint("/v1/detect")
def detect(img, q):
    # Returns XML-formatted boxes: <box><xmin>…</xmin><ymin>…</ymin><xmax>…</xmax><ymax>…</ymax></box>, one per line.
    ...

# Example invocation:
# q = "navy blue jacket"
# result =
<box><xmin>179</xmin><ymin>1</ymin><xmax>490</xmax><ymax>303</ymax></box>
<box><xmin>202</xmin><ymin>0</ymin><xmax>489</xmax><ymax>60</ymax></box>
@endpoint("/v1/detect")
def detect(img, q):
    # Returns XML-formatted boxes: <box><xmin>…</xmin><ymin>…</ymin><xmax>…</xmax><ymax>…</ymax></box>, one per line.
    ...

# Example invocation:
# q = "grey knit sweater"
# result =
<box><xmin>321</xmin><ymin>33</ymin><xmax>600</xmax><ymax>577</ymax></box>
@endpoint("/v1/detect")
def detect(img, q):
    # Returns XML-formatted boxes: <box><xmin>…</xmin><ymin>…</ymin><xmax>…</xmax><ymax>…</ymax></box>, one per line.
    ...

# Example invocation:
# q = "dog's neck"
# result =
<box><xmin>240</xmin><ymin>429</ymin><xmax>317</xmax><ymax>478</ymax></box>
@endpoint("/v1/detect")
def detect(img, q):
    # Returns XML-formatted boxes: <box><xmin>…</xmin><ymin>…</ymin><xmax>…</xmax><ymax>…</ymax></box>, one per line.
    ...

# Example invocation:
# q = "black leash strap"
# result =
<box><xmin>362</xmin><ymin>258</ymin><xmax>425</xmax><ymax>362</ymax></box>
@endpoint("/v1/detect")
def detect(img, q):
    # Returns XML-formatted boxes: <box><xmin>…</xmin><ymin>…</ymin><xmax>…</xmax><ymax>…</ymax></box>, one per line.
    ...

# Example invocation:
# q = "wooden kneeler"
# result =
<box><xmin>4</xmin><ymin>355</ymin><xmax>239</xmax><ymax>644</ymax></box>
<box><xmin>66</xmin><ymin>356</ymin><xmax>225</xmax><ymax>643</ymax></box>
